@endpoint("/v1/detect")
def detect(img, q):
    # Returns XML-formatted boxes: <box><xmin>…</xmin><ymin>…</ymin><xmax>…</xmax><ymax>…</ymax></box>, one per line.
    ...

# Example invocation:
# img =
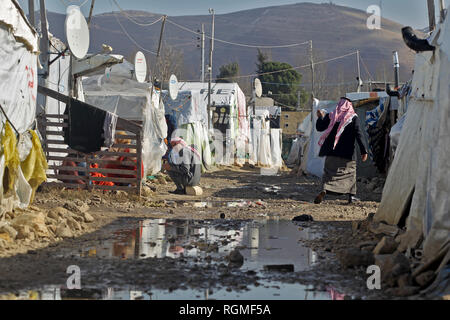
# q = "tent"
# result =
<box><xmin>374</xmin><ymin>6</ymin><xmax>450</xmax><ymax>283</ymax></box>
<box><xmin>0</xmin><ymin>0</ymin><xmax>45</xmax><ymax>213</ymax></box>
<box><xmin>162</xmin><ymin>89</ymin><xmax>212</xmax><ymax>171</ymax></box>
<box><xmin>177</xmin><ymin>82</ymin><xmax>249</xmax><ymax>166</ymax></box>
<box><xmin>82</xmin><ymin>72</ymin><xmax>167</xmax><ymax>176</ymax></box>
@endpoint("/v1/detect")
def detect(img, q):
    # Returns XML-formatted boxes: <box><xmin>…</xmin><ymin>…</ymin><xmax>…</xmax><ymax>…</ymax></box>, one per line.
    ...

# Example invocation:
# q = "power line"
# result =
<box><xmin>111</xmin><ymin>0</ymin><xmax>164</xmax><ymax>27</ymax></box>
<box><xmin>359</xmin><ymin>55</ymin><xmax>374</xmax><ymax>81</ymax></box>
<box><xmin>110</xmin><ymin>4</ymin><xmax>157</xmax><ymax>55</ymax></box>
<box><xmin>212</xmin><ymin>51</ymin><xmax>358</xmax><ymax>81</ymax></box>
<box><xmin>166</xmin><ymin>18</ymin><xmax>310</xmax><ymax>49</ymax></box>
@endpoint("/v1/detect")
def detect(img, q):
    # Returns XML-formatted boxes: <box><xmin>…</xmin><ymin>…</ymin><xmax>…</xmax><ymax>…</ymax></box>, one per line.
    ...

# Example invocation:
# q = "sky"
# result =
<box><xmin>20</xmin><ymin>0</ymin><xmax>431</xmax><ymax>29</ymax></box>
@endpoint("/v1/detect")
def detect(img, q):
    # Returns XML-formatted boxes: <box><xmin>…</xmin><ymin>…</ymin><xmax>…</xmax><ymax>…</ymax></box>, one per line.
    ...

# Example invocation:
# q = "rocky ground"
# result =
<box><xmin>0</xmin><ymin>165</ymin><xmax>444</xmax><ymax>300</ymax></box>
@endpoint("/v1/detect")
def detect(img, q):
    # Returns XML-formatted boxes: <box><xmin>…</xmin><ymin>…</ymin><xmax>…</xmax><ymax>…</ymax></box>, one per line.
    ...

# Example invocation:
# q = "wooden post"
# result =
<box><xmin>39</xmin><ymin>0</ymin><xmax>49</xmax><ymax>78</ymax></box>
<box><xmin>427</xmin><ymin>0</ymin><xmax>436</xmax><ymax>31</ymax></box>
<box><xmin>87</xmin><ymin>0</ymin><xmax>96</xmax><ymax>27</ymax></box>
<box><xmin>136</xmin><ymin>132</ymin><xmax>142</xmax><ymax>196</ymax></box>
<box><xmin>28</xmin><ymin>0</ymin><xmax>35</xmax><ymax>27</ymax></box>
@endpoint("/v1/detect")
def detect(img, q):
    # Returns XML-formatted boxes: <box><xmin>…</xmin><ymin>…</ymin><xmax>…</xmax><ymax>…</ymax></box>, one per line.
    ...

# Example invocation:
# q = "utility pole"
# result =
<box><xmin>207</xmin><ymin>8</ymin><xmax>215</xmax><ymax>130</ymax></box>
<box><xmin>87</xmin><ymin>0</ymin><xmax>96</xmax><ymax>27</ymax></box>
<box><xmin>393</xmin><ymin>51</ymin><xmax>400</xmax><ymax>88</ymax></box>
<box><xmin>199</xmin><ymin>24</ymin><xmax>205</xmax><ymax>82</ymax></box>
<box><xmin>39</xmin><ymin>0</ymin><xmax>49</xmax><ymax>79</ymax></box>
<box><xmin>427</xmin><ymin>0</ymin><xmax>436</xmax><ymax>32</ymax></box>
<box><xmin>356</xmin><ymin>50</ymin><xmax>362</xmax><ymax>92</ymax></box>
<box><xmin>28</xmin><ymin>0</ymin><xmax>35</xmax><ymax>27</ymax></box>
<box><xmin>297</xmin><ymin>91</ymin><xmax>301</xmax><ymax>110</ymax></box>
<box><xmin>309</xmin><ymin>40</ymin><xmax>315</xmax><ymax>98</ymax></box>
<box><xmin>156</xmin><ymin>15</ymin><xmax>167</xmax><ymax>58</ymax></box>
<box><xmin>439</xmin><ymin>0</ymin><xmax>447</xmax><ymax>23</ymax></box>
<box><xmin>309</xmin><ymin>40</ymin><xmax>314</xmax><ymax>125</ymax></box>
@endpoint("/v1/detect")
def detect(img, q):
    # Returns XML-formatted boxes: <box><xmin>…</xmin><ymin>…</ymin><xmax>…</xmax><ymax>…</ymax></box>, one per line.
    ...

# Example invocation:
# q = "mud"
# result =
<box><xmin>0</xmin><ymin>166</ymin><xmax>415</xmax><ymax>300</ymax></box>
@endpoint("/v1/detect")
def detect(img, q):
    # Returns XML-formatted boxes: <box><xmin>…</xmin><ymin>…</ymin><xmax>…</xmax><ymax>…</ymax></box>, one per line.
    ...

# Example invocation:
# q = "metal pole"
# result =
<box><xmin>87</xmin><ymin>0</ymin><xmax>96</xmax><ymax>27</ymax></box>
<box><xmin>39</xmin><ymin>0</ymin><xmax>49</xmax><ymax>78</ymax></box>
<box><xmin>28</xmin><ymin>0</ymin><xmax>35</xmax><ymax>27</ymax></box>
<box><xmin>427</xmin><ymin>0</ymin><xmax>436</xmax><ymax>31</ymax></box>
<box><xmin>201</xmin><ymin>24</ymin><xmax>205</xmax><ymax>82</ymax></box>
<box><xmin>156</xmin><ymin>15</ymin><xmax>167</xmax><ymax>57</ymax></box>
<box><xmin>309</xmin><ymin>40</ymin><xmax>315</xmax><ymax>98</ymax></box>
<box><xmin>393</xmin><ymin>51</ymin><xmax>400</xmax><ymax>88</ymax></box>
<box><xmin>208</xmin><ymin>9</ymin><xmax>215</xmax><ymax>130</ymax></box>
<box><xmin>439</xmin><ymin>0</ymin><xmax>446</xmax><ymax>23</ymax></box>
<box><xmin>357</xmin><ymin>50</ymin><xmax>362</xmax><ymax>92</ymax></box>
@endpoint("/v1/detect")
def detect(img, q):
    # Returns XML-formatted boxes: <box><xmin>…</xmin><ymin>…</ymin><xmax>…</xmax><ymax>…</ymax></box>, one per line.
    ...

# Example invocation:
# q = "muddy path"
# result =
<box><xmin>0</xmin><ymin>166</ymin><xmax>393</xmax><ymax>300</ymax></box>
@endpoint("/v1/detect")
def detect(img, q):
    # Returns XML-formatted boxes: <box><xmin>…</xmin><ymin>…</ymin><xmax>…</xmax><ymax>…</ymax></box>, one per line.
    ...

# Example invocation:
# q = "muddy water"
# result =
<box><xmin>4</xmin><ymin>219</ymin><xmax>346</xmax><ymax>300</ymax></box>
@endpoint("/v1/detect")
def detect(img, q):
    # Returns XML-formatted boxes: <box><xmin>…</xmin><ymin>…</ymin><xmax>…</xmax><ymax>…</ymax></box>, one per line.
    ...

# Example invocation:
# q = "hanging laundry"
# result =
<box><xmin>365</xmin><ymin>98</ymin><xmax>391</xmax><ymax>173</ymax></box>
<box><xmin>103</xmin><ymin>111</ymin><xmax>118</xmax><ymax>148</ymax></box>
<box><xmin>63</xmin><ymin>98</ymin><xmax>107</xmax><ymax>153</ymax></box>
<box><xmin>0</xmin><ymin>122</ymin><xmax>20</xmax><ymax>195</ymax></box>
<box><xmin>20</xmin><ymin>130</ymin><xmax>48</xmax><ymax>202</ymax></box>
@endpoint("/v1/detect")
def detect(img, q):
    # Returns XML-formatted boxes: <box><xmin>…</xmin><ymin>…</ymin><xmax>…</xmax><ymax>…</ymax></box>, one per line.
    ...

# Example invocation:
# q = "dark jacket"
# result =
<box><xmin>168</xmin><ymin>146</ymin><xmax>201</xmax><ymax>186</ymax></box>
<box><xmin>316</xmin><ymin>114</ymin><xmax>367</xmax><ymax>160</ymax></box>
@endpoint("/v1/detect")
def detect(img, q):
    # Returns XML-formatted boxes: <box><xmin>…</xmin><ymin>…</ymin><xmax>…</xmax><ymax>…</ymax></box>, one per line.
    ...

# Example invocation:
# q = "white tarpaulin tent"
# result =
<box><xmin>83</xmin><ymin>74</ymin><xmax>168</xmax><ymax>175</ymax></box>
<box><xmin>0</xmin><ymin>0</ymin><xmax>40</xmax><ymax>213</ymax></box>
<box><xmin>375</xmin><ymin>7</ymin><xmax>450</xmax><ymax>271</ymax></box>
<box><xmin>0</xmin><ymin>0</ymin><xmax>39</xmax><ymax>134</ymax></box>
<box><xmin>162</xmin><ymin>89</ymin><xmax>212</xmax><ymax>170</ymax></box>
<box><xmin>177</xmin><ymin>82</ymin><xmax>249</xmax><ymax>165</ymax></box>
<box><xmin>305</xmin><ymin>99</ymin><xmax>337</xmax><ymax>178</ymax></box>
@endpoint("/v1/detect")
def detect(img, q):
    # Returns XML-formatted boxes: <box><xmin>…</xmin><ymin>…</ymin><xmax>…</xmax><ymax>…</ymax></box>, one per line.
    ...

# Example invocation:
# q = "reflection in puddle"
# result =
<box><xmin>3</xmin><ymin>219</ymin><xmax>347</xmax><ymax>300</ymax></box>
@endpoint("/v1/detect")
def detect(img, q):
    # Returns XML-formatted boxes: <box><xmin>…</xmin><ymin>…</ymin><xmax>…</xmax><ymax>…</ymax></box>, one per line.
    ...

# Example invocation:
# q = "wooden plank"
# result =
<box><xmin>46</xmin><ymin>114</ymin><xmax>68</xmax><ymax>119</ymax></box>
<box><xmin>110</xmin><ymin>144</ymin><xmax>137</xmax><ymax>149</ymax></box>
<box><xmin>43</xmin><ymin>122</ymin><xmax>68</xmax><ymax>127</ymax></box>
<box><xmin>136</xmin><ymin>132</ymin><xmax>142</xmax><ymax>196</ymax></box>
<box><xmin>48</xmin><ymin>165</ymin><xmax>88</xmax><ymax>172</ymax></box>
<box><xmin>92</xmin><ymin>150</ymin><xmax>137</xmax><ymax>157</ymax></box>
<box><xmin>88</xmin><ymin>176</ymin><xmax>137</xmax><ymax>183</ymax></box>
<box><xmin>46</xmin><ymin>139</ymin><xmax>68</xmax><ymax>145</ymax></box>
<box><xmin>44</xmin><ymin>182</ymin><xmax>87</xmax><ymax>189</ymax></box>
<box><xmin>46</xmin><ymin>174</ymin><xmax>88</xmax><ymax>181</ymax></box>
<box><xmin>45</xmin><ymin>130</ymin><xmax>64</xmax><ymax>136</ymax></box>
<box><xmin>87</xmin><ymin>167</ymin><xmax>137</xmax><ymax>175</ymax></box>
<box><xmin>89</xmin><ymin>184</ymin><xmax>138</xmax><ymax>192</ymax></box>
<box><xmin>46</xmin><ymin>156</ymin><xmax>137</xmax><ymax>166</ymax></box>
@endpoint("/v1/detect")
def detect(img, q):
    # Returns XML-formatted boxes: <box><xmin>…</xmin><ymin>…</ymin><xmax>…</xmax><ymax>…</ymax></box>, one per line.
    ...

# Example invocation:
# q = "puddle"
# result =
<box><xmin>2</xmin><ymin>219</ymin><xmax>347</xmax><ymax>300</ymax></box>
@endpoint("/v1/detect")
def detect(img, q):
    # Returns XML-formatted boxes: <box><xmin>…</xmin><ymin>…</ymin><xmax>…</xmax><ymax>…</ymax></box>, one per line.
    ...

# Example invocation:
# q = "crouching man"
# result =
<box><xmin>163</xmin><ymin>137</ymin><xmax>201</xmax><ymax>195</ymax></box>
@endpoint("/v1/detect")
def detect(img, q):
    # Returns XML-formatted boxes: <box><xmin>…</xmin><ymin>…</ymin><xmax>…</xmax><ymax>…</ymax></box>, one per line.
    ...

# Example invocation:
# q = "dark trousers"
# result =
<box><xmin>167</xmin><ymin>170</ymin><xmax>190</xmax><ymax>191</ymax></box>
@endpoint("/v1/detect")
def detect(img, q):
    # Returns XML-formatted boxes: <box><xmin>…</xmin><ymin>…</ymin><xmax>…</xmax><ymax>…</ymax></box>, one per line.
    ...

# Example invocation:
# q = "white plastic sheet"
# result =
<box><xmin>305</xmin><ymin>99</ymin><xmax>338</xmax><ymax>178</ymax></box>
<box><xmin>0</xmin><ymin>25</ymin><xmax>37</xmax><ymax>134</ymax></box>
<box><xmin>83</xmin><ymin>75</ymin><xmax>168</xmax><ymax>176</ymax></box>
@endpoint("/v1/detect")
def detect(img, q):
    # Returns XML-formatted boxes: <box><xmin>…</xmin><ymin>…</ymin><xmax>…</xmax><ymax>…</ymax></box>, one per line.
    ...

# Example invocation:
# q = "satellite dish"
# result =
<box><xmin>254</xmin><ymin>78</ymin><xmax>262</xmax><ymax>98</ymax></box>
<box><xmin>134</xmin><ymin>51</ymin><xmax>147</xmax><ymax>83</ymax></box>
<box><xmin>169</xmin><ymin>74</ymin><xmax>179</xmax><ymax>100</ymax></box>
<box><xmin>65</xmin><ymin>5</ymin><xmax>90</xmax><ymax>59</ymax></box>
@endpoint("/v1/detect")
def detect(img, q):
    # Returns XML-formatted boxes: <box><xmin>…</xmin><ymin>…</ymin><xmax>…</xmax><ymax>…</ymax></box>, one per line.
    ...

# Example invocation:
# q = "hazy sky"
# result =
<box><xmin>20</xmin><ymin>0</ymin><xmax>431</xmax><ymax>28</ymax></box>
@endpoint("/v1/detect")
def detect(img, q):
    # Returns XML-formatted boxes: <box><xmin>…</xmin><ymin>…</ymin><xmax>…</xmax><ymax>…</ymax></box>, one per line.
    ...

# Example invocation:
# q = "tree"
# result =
<box><xmin>256</xmin><ymin>56</ymin><xmax>307</xmax><ymax>108</ymax></box>
<box><xmin>148</xmin><ymin>42</ymin><xmax>186</xmax><ymax>83</ymax></box>
<box><xmin>216</xmin><ymin>62</ymin><xmax>239</xmax><ymax>83</ymax></box>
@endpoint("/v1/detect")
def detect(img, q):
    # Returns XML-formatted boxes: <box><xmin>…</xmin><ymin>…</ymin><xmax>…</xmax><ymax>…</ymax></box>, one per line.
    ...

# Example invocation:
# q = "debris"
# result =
<box><xmin>186</xmin><ymin>186</ymin><xmax>203</xmax><ymax>196</ymax></box>
<box><xmin>375</xmin><ymin>251</ymin><xmax>411</xmax><ymax>287</ymax></box>
<box><xmin>63</xmin><ymin>201</ymin><xmax>90</xmax><ymax>214</ymax></box>
<box><xmin>337</xmin><ymin>248</ymin><xmax>374</xmax><ymax>268</ymax></box>
<box><xmin>55</xmin><ymin>225</ymin><xmax>73</xmax><ymax>238</ymax></box>
<box><xmin>368</xmin><ymin>222</ymin><xmax>400</xmax><ymax>237</ymax></box>
<box><xmin>373</xmin><ymin>236</ymin><xmax>398</xmax><ymax>255</ymax></box>
<box><xmin>227</xmin><ymin>249</ymin><xmax>244</xmax><ymax>264</ymax></box>
<box><xmin>0</xmin><ymin>223</ymin><xmax>17</xmax><ymax>240</ymax></box>
<box><xmin>193</xmin><ymin>202</ymin><xmax>207</xmax><ymax>208</ymax></box>
<box><xmin>11</xmin><ymin>211</ymin><xmax>49</xmax><ymax>238</ymax></box>
<box><xmin>414</xmin><ymin>270</ymin><xmax>435</xmax><ymax>288</ymax></box>
<box><xmin>292</xmin><ymin>214</ymin><xmax>314</xmax><ymax>222</ymax></box>
<box><xmin>82</xmin><ymin>212</ymin><xmax>94</xmax><ymax>223</ymax></box>
<box><xmin>263</xmin><ymin>264</ymin><xmax>294</xmax><ymax>272</ymax></box>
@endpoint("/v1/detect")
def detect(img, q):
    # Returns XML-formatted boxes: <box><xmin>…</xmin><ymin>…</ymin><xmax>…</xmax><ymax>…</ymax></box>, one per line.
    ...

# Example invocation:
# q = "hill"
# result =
<box><xmin>43</xmin><ymin>2</ymin><xmax>417</xmax><ymax>98</ymax></box>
